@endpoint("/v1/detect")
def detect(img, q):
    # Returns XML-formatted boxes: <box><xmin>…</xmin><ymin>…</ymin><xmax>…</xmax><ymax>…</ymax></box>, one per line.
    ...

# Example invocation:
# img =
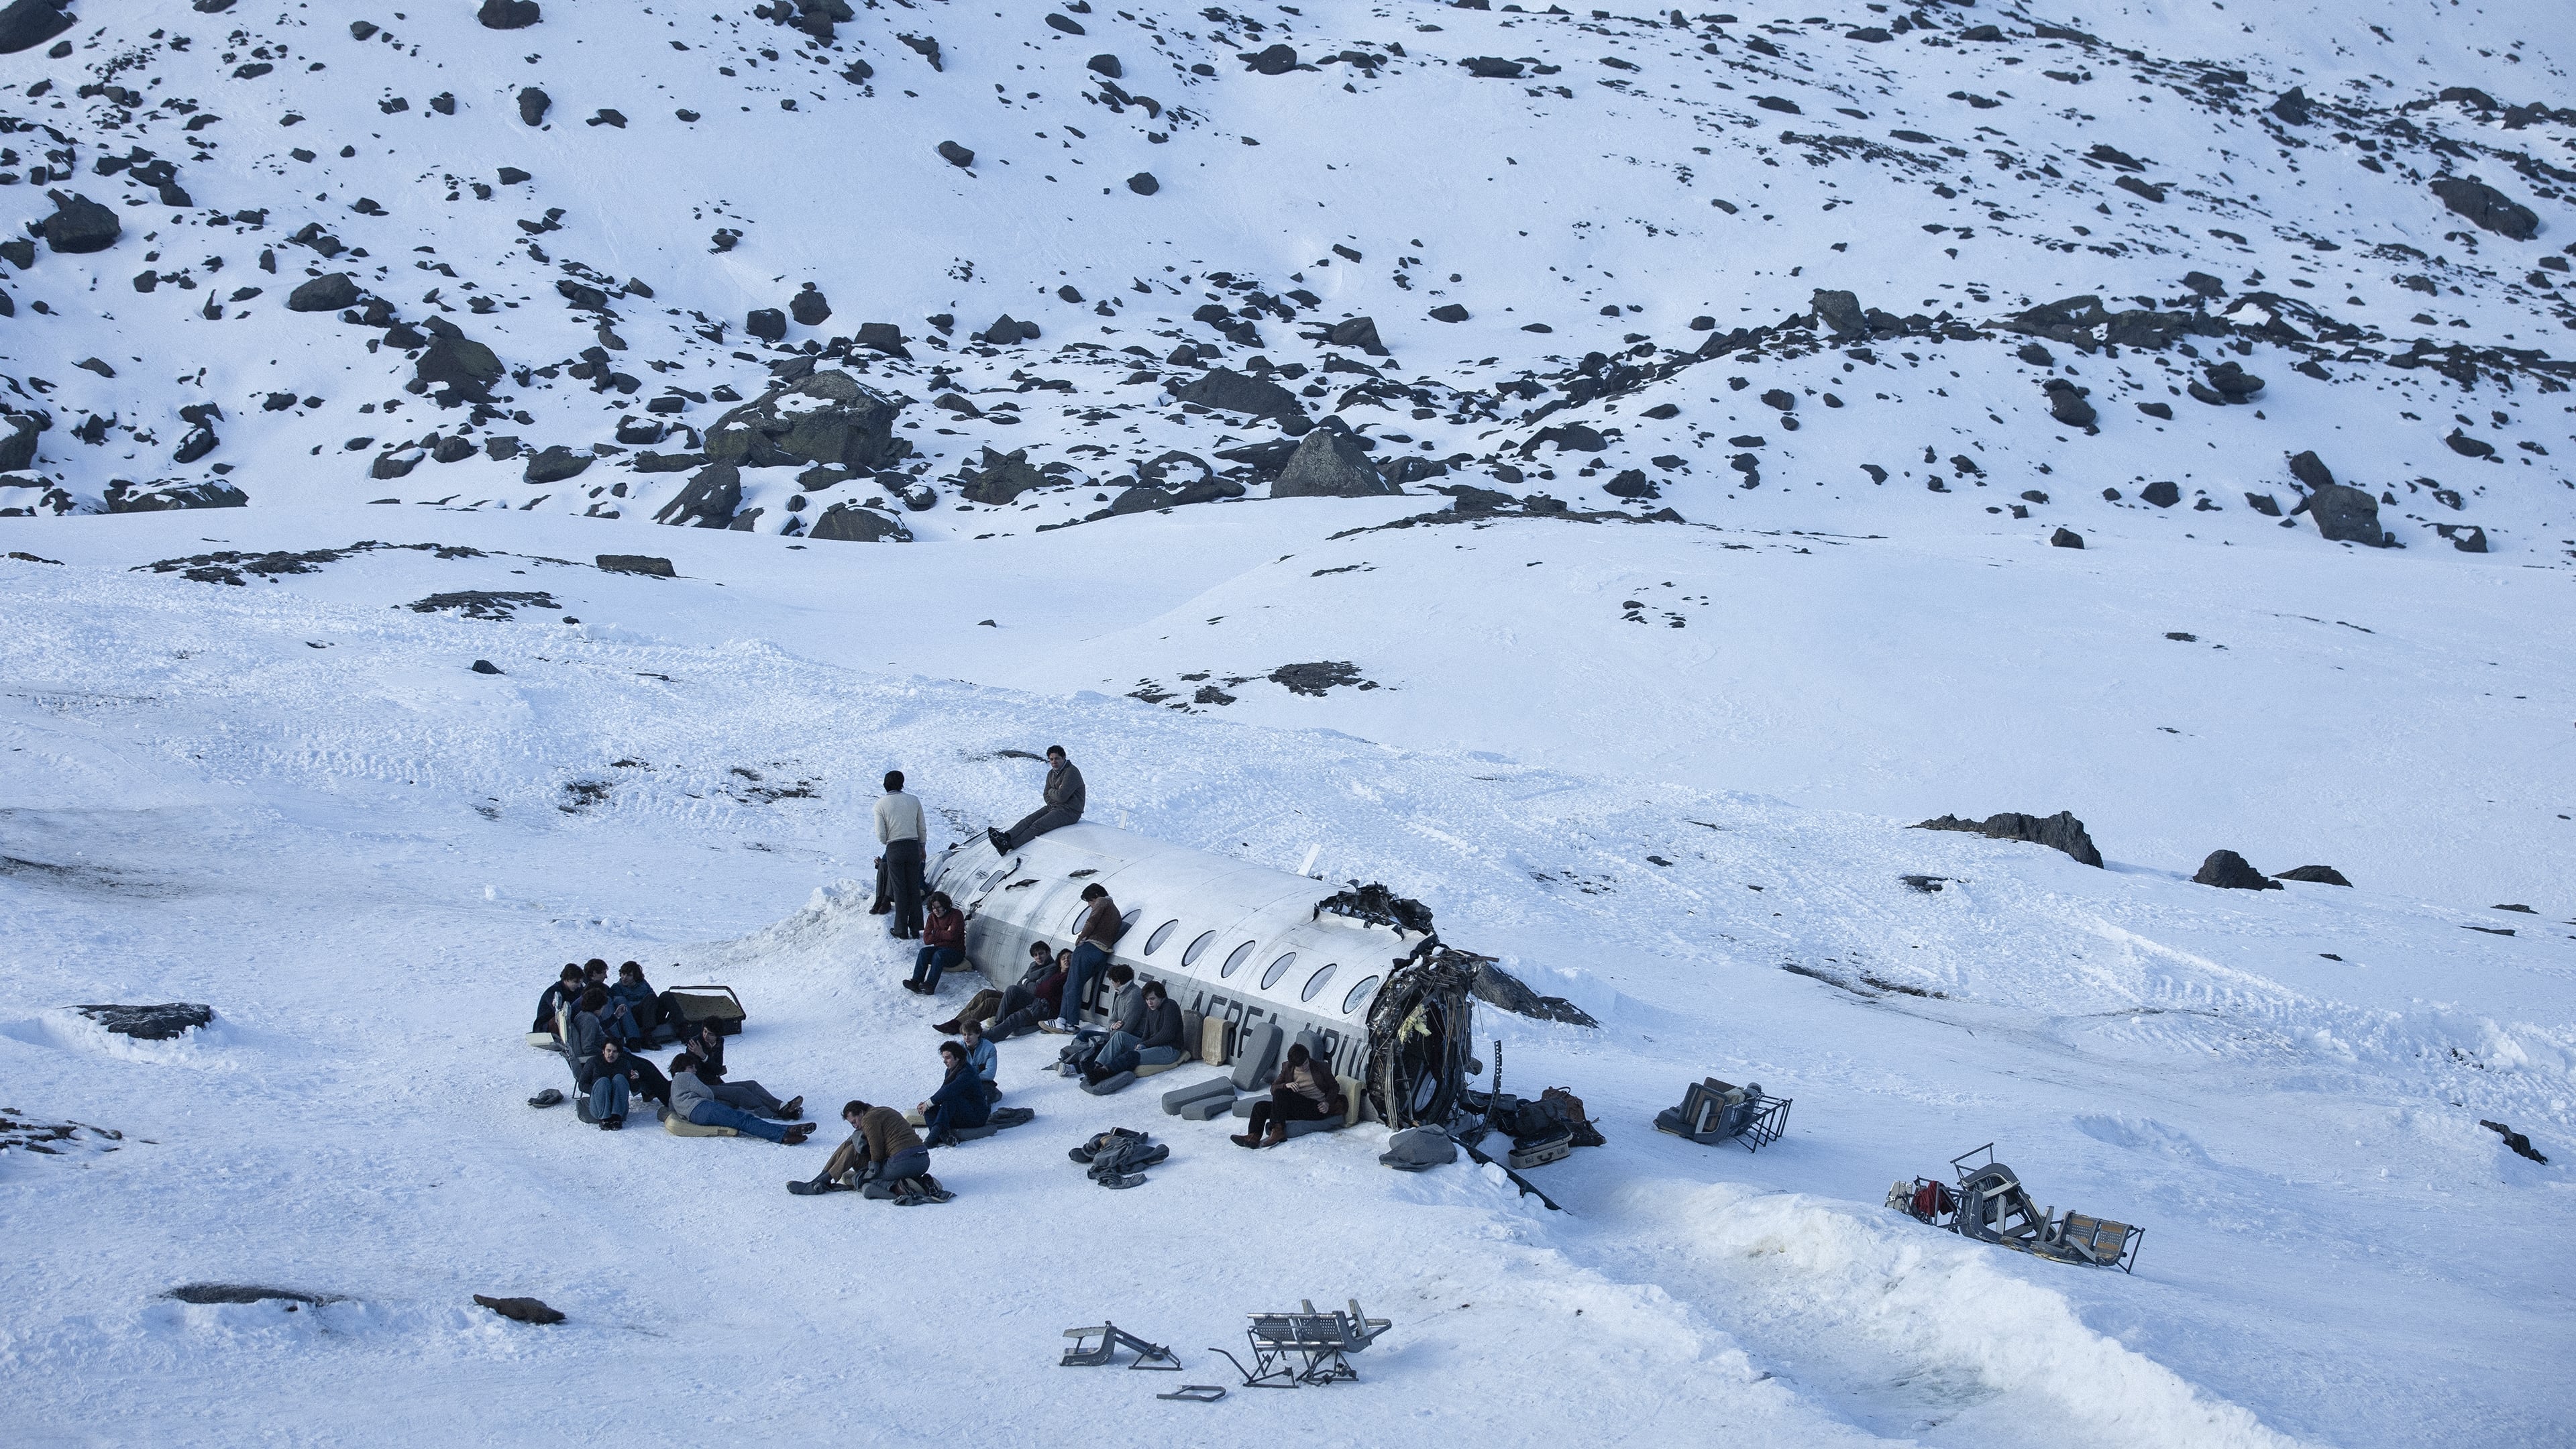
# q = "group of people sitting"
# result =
<box><xmin>542</xmin><ymin>958</ymin><xmax>810</xmax><ymax>1142</ymax></box>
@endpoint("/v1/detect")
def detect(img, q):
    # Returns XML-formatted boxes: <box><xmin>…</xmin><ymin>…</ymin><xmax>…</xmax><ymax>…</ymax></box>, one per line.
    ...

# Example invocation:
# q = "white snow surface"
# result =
<box><xmin>5</xmin><ymin>0</ymin><xmax>2575</xmax><ymax>1443</ymax></box>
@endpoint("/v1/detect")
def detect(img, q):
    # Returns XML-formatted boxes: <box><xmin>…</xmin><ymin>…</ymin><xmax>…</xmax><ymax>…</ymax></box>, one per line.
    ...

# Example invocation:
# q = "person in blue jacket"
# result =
<box><xmin>918</xmin><ymin>1040</ymin><xmax>993</xmax><ymax>1146</ymax></box>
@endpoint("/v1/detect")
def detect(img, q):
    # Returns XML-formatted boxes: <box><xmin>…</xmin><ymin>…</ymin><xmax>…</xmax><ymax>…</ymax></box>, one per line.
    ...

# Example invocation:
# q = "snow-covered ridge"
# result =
<box><xmin>1</xmin><ymin>0</ymin><xmax>2567</xmax><ymax>561</ymax></box>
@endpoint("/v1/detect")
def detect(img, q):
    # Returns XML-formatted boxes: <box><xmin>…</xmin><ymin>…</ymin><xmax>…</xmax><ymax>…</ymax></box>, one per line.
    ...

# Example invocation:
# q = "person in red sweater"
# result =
<box><xmin>902</xmin><ymin>893</ymin><xmax>968</xmax><ymax>994</ymax></box>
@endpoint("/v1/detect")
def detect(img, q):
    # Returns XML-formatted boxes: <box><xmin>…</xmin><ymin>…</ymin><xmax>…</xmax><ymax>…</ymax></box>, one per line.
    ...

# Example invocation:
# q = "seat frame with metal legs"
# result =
<box><xmin>1059</xmin><ymin>1322</ymin><xmax>1181</xmax><ymax>1370</ymax></box>
<box><xmin>1210</xmin><ymin>1299</ymin><xmax>1392</xmax><ymax>1387</ymax></box>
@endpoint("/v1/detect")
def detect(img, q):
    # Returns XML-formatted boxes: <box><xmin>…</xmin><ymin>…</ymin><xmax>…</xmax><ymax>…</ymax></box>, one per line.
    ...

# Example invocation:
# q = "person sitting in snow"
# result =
<box><xmin>957</xmin><ymin>1020</ymin><xmax>999</xmax><ymax>1102</ymax></box>
<box><xmin>938</xmin><ymin>941</ymin><xmax>1049</xmax><ymax>1036</ymax></box>
<box><xmin>1086</xmin><ymin>979</ymin><xmax>1185</xmax><ymax>1085</ymax></box>
<box><xmin>985</xmin><ymin>745</ymin><xmax>1085</xmax><ymax>854</ymax></box>
<box><xmin>602</xmin><ymin>960</ymin><xmax>659</xmax><ymax>1049</ymax></box>
<box><xmin>902</xmin><ymin>893</ymin><xmax>968</xmax><ymax>994</ymax></box>
<box><xmin>675</xmin><ymin>1020</ymin><xmax>802</xmax><ymax>1121</ymax></box>
<box><xmin>981</xmin><ymin>945</ymin><xmax>1069</xmax><ymax>1041</ymax></box>
<box><xmin>791</xmin><ymin>1099</ymin><xmax>931</xmax><ymax>1195</ymax></box>
<box><xmin>533</xmin><ymin>963</ymin><xmax>584</xmax><ymax>1041</ymax></box>
<box><xmin>918</xmin><ymin>1040</ymin><xmax>994</xmax><ymax>1146</ymax></box>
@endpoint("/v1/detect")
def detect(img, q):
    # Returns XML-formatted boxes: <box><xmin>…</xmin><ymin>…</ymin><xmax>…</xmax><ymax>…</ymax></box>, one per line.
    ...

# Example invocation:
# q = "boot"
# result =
<box><xmin>1230</xmin><ymin>1132</ymin><xmax>1260</xmax><ymax>1148</ymax></box>
<box><xmin>777</xmin><ymin>1095</ymin><xmax>804</xmax><ymax>1120</ymax></box>
<box><xmin>987</xmin><ymin>827</ymin><xmax>1010</xmax><ymax>853</ymax></box>
<box><xmin>1260</xmin><ymin>1125</ymin><xmax>1287</xmax><ymax>1148</ymax></box>
<box><xmin>784</xmin><ymin>1123</ymin><xmax>815</xmax><ymax>1146</ymax></box>
<box><xmin>931</xmin><ymin>1018</ymin><xmax>960</xmax><ymax>1034</ymax></box>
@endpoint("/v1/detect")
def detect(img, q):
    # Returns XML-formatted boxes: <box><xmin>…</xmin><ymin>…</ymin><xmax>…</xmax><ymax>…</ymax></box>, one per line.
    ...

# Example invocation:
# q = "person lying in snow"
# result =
<box><xmin>1085</xmin><ymin>979</ymin><xmax>1184</xmax><ymax>1085</ymax></box>
<box><xmin>902</xmin><ymin>893</ymin><xmax>967</xmax><ymax>994</ymax></box>
<box><xmin>669</xmin><ymin>1053</ymin><xmax>814</xmax><ymax>1144</ymax></box>
<box><xmin>1232</xmin><ymin>1044</ymin><xmax>1346</xmax><ymax>1148</ymax></box>
<box><xmin>979</xmin><ymin>945</ymin><xmax>1069</xmax><ymax>1040</ymax></box>
<box><xmin>985</xmin><ymin>745</ymin><xmax>1085</xmax><ymax>854</ymax></box>
<box><xmin>533</xmin><ymin>963</ymin><xmax>583</xmax><ymax>1040</ymax></box>
<box><xmin>790</xmin><ymin>1100</ymin><xmax>932</xmax><ymax>1195</ymax></box>
<box><xmin>918</xmin><ymin>1040</ymin><xmax>993</xmax><ymax>1146</ymax></box>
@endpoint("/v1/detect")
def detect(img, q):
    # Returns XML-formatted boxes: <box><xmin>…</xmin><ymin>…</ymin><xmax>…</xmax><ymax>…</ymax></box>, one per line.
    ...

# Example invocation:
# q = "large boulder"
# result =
<box><xmin>955</xmin><ymin>446</ymin><xmax>1044</xmax><ymax>504</ymax></box>
<box><xmin>2430</xmin><ymin>176</ymin><xmax>2539</xmax><ymax>241</ymax></box>
<box><xmin>1913</xmin><ymin>810</ymin><xmax>2104</xmax><ymax>867</ymax></box>
<box><xmin>806</xmin><ymin>502</ymin><xmax>909</xmax><ymax>541</ymax></box>
<box><xmin>415</xmin><ymin>325</ymin><xmax>504</xmax><ymax>402</ymax></box>
<box><xmin>745</xmin><ymin>308</ymin><xmax>787</xmax><ymax>343</ymax></box>
<box><xmin>1271</xmin><ymin>428</ymin><xmax>1392</xmax><ymax>498</ymax></box>
<box><xmin>653</xmin><ymin>462</ymin><xmax>741</xmax><ymax>527</ymax></box>
<box><xmin>40</xmin><ymin>191</ymin><xmax>120</xmax><ymax>254</ymax></box>
<box><xmin>0</xmin><ymin>0</ymin><xmax>74</xmax><ymax>56</ymax></box>
<box><xmin>0</xmin><ymin>413</ymin><xmax>41</xmax><ymax>471</ymax></box>
<box><xmin>523</xmin><ymin>446</ymin><xmax>592</xmax><ymax>484</ymax></box>
<box><xmin>2192</xmin><ymin>849</ymin><xmax>2281</xmax><ymax>891</ymax></box>
<box><xmin>287</xmin><ymin>272</ymin><xmax>361</xmax><ymax>312</ymax></box>
<box><xmin>1809</xmin><ymin>288</ymin><xmax>1867</xmax><ymax>339</ymax></box>
<box><xmin>478</xmin><ymin>0</ymin><xmax>541</xmax><ymax>30</ymax></box>
<box><xmin>2296</xmin><ymin>483</ymin><xmax>2387</xmax><ymax>545</ymax></box>
<box><xmin>789</xmin><ymin>285</ymin><xmax>831</xmax><ymax>327</ymax></box>
<box><xmin>1326</xmin><ymin>316</ymin><xmax>1387</xmax><ymax>356</ymax></box>
<box><xmin>2275</xmin><ymin>865</ymin><xmax>2351</xmax><ymax>886</ymax></box>
<box><xmin>74</xmin><ymin>1003</ymin><xmax>214</xmax><ymax>1039</ymax></box>
<box><xmin>517</xmin><ymin>87</ymin><xmax>551</xmax><ymax>126</ymax></box>
<box><xmin>1173</xmin><ymin>366</ymin><xmax>1303</xmax><ymax>423</ymax></box>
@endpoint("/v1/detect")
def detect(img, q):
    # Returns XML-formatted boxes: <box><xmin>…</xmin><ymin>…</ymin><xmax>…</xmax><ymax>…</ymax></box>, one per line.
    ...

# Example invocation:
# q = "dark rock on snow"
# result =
<box><xmin>977</xmin><ymin>314</ymin><xmax>1040</xmax><ymax>345</ymax></box>
<box><xmin>789</xmin><ymin>286</ymin><xmax>831</xmax><ymax>326</ymax></box>
<box><xmin>523</xmin><ymin>446</ymin><xmax>592</xmax><ymax>484</ymax></box>
<box><xmin>0</xmin><ymin>0</ymin><xmax>76</xmax><ymax>55</ymax></box>
<box><xmin>1913</xmin><ymin>810</ymin><xmax>2104</xmax><ymax>867</ymax></box>
<box><xmin>474</xmin><ymin>1294</ymin><xmax>566</xmax><ymax>1324</ymax></box>
<box><xmin>2481</xmin><ymin>1120</ymin><xmax>2549</xmax><ymax>1165</ymax></box>
<box><xmin>2274</xmin><ymin>865</ymin><xmax>2351</xmax><ymax>886</ymax></box>
<box><xmin>287</xmin><ymin>272</ymin><xmax>360</xmax><ymax>312</ymax></box>
<box><xmin>2192</xmin><ymin>849</ymin><xmax>2282</xmax><ymax>891</ymax></box>
<box><xmin>1272</xmin><ymin>428</ymin><xmax>1392</xmax><ymax>498</ymax></box>
<box><xmin>477</xmin><ymin>0</ymin><xmax>540</xmax><ymax>30</ymax></box>
<box><xmin>471</xmin><ymin>659</ymin><xmax>503</xmax><ymax>675</ymax></box>
<box><xmin>1172</xmin><ymin>366</ymin><xmax>1302</xmax><ymax>423</ymax></box>
<box><xmin>806</xmin><ymin>502</ymin><xmax>909</xmax><ymax>542</ymax></box>
<box><xmin>2141</xmin><ymin>480</ymin><xmax>2181</xmax><ymax>508</ymax></box>
<box><xmin>166</xmin><ymin>1283</ymin><xmax>334</xmax><ymax>1305</ymax></box>
<box><xmin>75</xmin><ymin>1003</ymin><xmax>215</xmax><ymax>1039</ymax></box>
<box><xmin>596</xmin><ymin>553</ymin><xmax>675</xmax><ymax>578</ymax></box>
<box><xmin>1126</xmin><ymin>172</ymin><xmax>1159</xmax><ymax>196</ymax></box>
<box><xmin>2043</xmin><ymin>380</ymin><xmax>2096</xmax><ymax>429</ymax></box>
<box><xmin>42</xmin><ymin>191</ymin><xmax>121</xmax><ymax>254</ymax></box>
<box><xmin>744</xmin><ymin>308</ymin><xmax>788</xmax><ymax>344</ymax></box>
<box><xmin>936</xmin><ymin>140</ymin><xmax>975</xmax><ymax>168</ymax></box>
<box><xmin>517</xmin><ymin>87</ymin><xmax>551</xmax><ymax>126</ymax></box>
<box><xmin>1328</xmin><ymin>316</ymin><xmax>1387</xmax><ymax>356</ymax></box>
<box><xmin>655</xmin><ymin>462</ymin><xmax>742</xmax><ymax>527</ymax></box>
<box><xmin>2294</xmin><ymin>482</ymin><xmax>2386</xmax><ymax>546</ymax></box>
<box><xmin>956</xmin><ymin>446</ymin><xmax>1045</xmax><ymax>504</ymax></box>
<box><xmin>2429</xmin><ymin>176</ymin><xmax>2539</xmax><ymax>241</ymax></box>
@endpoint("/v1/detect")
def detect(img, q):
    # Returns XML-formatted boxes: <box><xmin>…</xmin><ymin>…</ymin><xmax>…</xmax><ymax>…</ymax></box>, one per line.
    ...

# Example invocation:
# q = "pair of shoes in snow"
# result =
<box><xmin>773</xmin><ymin>1096</ymin><xmax>805</xmax><ymax>1121</ymax></box>
<box><xmin>1037</xmin><ymin>1020</ymin><xmax>1075</xmax><ymax>1034</ymax></box>
<box><xmin>598</xmin><ymin>1114</ymin><xmax>627</xmax><ymax>1132</ymax></box>
<box><xmin>1229</xmin><ymin>1127</ymin><xmax>1288</xmax><ymax>1149</ymax></box>
<box><xmin>892</xmin><ymin>1174</ymin><xmax>955</xmax><ymax>1206</ymax></box>
<box><xmin>786</xmin><ymin>1173</ymin><xmax>857</xmax><ymax>1196</ymax></box>
<box><xmin>901</xmin><ymin>980</ymin><xmax>935</xmax><ymax>994</ymax></box>
<box><xmin>782</xmin><ymin>1122</ymin><xmax>816</xmax><ymax>1146</ymax></box>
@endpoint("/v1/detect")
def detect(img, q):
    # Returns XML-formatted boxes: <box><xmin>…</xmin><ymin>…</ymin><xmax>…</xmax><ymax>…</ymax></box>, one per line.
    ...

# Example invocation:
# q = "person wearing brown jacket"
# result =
<box><xmin>792</xmin><ymin>1100</ymin><xmax>931</xmax><ymax>1195</ymax></box>
<box><xmin>1232</xmin><ymin>1044</ymin><xmax>1346</xmax><ymax>1148</ymax></box>
<box><xmin>1042</xmin><ymin>883</ymin><xmax>1122</xmax><ymax>1033</ymax></box>
<box><xmin>986</xmin><ymin>746</ymin><xmax>1086</xmax><ymax>853</ymax></box>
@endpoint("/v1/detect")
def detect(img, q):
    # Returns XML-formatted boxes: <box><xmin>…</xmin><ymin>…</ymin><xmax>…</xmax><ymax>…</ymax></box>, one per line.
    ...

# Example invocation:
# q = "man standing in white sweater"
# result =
<box><xmin>876</xmin><ymin>769</ymin><xmax>926</xmax><ymax>940</ymax></box>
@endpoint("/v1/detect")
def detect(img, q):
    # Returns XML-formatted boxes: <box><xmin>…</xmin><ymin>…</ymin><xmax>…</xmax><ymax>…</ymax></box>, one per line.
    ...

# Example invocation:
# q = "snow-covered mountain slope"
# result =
<box><xmin>5</xmin><ymin>1</ymin><xmax>2573</xmax><ymax>1444</ymax></box>
<box><xmin>1</xmin><ymin>549</ymin><xmax>2569</xmax><ymax>1445</ymax></box>
<box><xmin>3</xmin><ymin>0</ymin><xmax>2572</xmax><ymax>556</ymax></box>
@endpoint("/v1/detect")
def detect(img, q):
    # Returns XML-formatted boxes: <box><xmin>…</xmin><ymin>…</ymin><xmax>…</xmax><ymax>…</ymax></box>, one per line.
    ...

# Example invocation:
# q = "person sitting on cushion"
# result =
<box><xmin>918</xmin><ymin>1041</ymin><xmax>994</xmax><ymax>1146</ymax></box>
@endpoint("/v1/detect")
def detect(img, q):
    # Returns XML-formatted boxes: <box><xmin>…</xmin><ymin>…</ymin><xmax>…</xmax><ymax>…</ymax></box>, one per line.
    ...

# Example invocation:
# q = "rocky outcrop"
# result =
<box><xmin>1271</xmin><ymin>428</ymin><xmax>1392</xmax><ymax>498</ymax></box>
<box><xmin>1913</xmin><ymin>810</ymin><xmax>2103</xmax><ymax>867</ymax></box>
<box><xmin>806</xmin><ymin>501</ymin><xmax>909</xmax><ymax>541</ymax></box>
<box><xmin>2192</xmin><ymin>849</ymin><xmax>2281</xmax><ymax>890</ymax></box>
<box><xmin>2275</xmin><ymin>865</ymin><xmax>2351</xmax><ymax>885</ymax></box>
<box><xmin>2429</xmin><ymin>175</ymin><xmax>2538</xmax><ymax>241</ymax></box>
<box><xmin>74</xmin><ymin>1003</ymin><xmax>215</xmax><ymax>1038</ymax></box>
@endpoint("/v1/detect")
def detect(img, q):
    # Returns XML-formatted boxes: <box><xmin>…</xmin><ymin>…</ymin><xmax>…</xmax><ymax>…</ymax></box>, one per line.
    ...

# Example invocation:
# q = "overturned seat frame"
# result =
<box><xmin>1210</xmin><ymin>1299</ymin><xmax>1391</xmax><ymax>1387</ymax></box>
<box><xmin>1059</xmin><ymin>1322</ymin><xmax>1181</xmax><ymax>1370</ymax></box>
<box><xmin>1653</xmin><ymin>1075</ymin><xmax>1791</xmax><ymax>1151</ymax></box>
<box><xmin>1898</xmin><ymin>1144</ymin><xmax>2143</xmax><ymax>1273</ymax></box>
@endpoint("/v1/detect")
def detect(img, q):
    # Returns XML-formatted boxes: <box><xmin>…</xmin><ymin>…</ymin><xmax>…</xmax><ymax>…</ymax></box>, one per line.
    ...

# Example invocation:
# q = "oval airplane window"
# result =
<box><xmin>1260</xmin><ymin>951</ymin><xmax>1298</xmax><ymax>990</ymax></box>
<box><xmin>1120</xmin><ymin>907</ymin><xmax>1142</xmax><ymax>928</ymax></box>
<box><xmin>1341</xmin><ymin>975</ymin><xmax>1383</xmax><ymax>1016</ymax></box>
<box><xmin>1144</xmin><ymin>919</ymin><xmax>1180</xmax><ymax>955</ymax></box>
<box><xmin>1182</xmin><ymin>930</ymin><xmax>1218</xmax><ymax>966</ymax></box>
<box><xmin>1220</xmin><ymin>941</ymin><xmax>1256</xmax><ymax>978</ymax></box>
<box><xmin>1299</xmin><ymin>963</ymin><xmax>1338</xmax><ymax>1004</ymax></box>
